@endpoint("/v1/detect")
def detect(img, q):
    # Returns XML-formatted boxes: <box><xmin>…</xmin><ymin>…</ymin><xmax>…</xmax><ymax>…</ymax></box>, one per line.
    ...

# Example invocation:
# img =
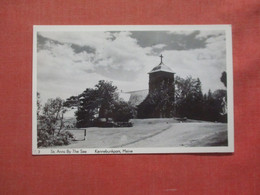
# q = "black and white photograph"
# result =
<box><xmin>33</xmin><ymin>25</ymin><xmax>234</xmax><ymax>154</ymax></box>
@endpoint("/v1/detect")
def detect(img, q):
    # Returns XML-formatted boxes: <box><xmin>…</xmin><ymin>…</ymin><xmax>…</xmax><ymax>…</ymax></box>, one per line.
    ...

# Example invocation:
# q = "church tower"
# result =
<box><xmin>148</xmin><ymin>55</ymin><xmax>175</xmax><ymax>94</ymax></box>
<box><xmin>137</xmin><ymin>55</ymin><xmax>175</xmax><ymax>118</ymax></box>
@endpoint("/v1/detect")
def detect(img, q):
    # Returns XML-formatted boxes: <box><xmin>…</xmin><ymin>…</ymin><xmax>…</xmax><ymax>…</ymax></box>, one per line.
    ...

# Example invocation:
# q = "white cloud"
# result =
<box><xmin>152</xmin><ymin>44</ymin><xmax>167</xmax><ymax>49</ymax></box>
<box><xmin>37</xmin><ymin>30</ymin><xmax>227</xmax><ymax>104</ymax></box>
<box><xmin>196</xmin><ymin>30</ymin><xmax>224</xmax><ymax>39</ymax></box>
<box><xmin>167</xmin><ymin>30</ymin><xmax>196</xmax><ymax>36</ymax></box>
<box><xmin>39</xmin><ymin>31</ymin><xmax>113</xmax><ymax>48</ymax></box>
<box><xmin>40</xmin><ymin>31</ymin><xmax>151</xmax><ymax>72</ymax></box>
<box><xmin>163</xmin><ymin>35</ymin><xmax>226</xmax><ymax>93</ymax></box>
<box><xmin>37</xmin><ymin>31</ymin><xmax>153</xmax><ymax>103</ymax></box>
<box><xmin>37</xmin><ymin>41</ymin><xmax>106</xmax><ymax>103</ymax></box>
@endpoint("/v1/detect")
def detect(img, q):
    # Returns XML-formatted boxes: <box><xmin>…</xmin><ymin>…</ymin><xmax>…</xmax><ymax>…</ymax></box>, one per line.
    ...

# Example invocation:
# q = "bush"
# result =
<box><xmin>37</xmin><ymin>96</ymin><xmax>75</xmax><ymax>147</ymax></box>
<box><xmin>112</xmin><ymin>101</ymin><xmax>135</xmax><ymax>122</ymax></box>
<box><xmin>37</xmin><ymin>130</ymin><xmax>74</xmax><ymax>147</ymax></box>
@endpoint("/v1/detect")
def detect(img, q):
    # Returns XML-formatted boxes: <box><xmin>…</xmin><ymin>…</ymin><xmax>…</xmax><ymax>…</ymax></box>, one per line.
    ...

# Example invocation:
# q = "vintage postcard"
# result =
<box><xmin>32</xmin><ymin>25</ymin><xmax>234</xmax><ymax>155</ymax></box>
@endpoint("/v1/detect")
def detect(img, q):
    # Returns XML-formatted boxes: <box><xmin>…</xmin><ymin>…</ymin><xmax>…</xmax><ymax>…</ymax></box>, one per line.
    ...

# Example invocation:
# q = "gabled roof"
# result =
<box><xmin>148</xmin><ymin>62</ymin><xmax>174</xmax><ymax>74</ymax></box>
<box><xmin>119</xmin><ymin>89</ymin><xmax>148</xmax><ymax>106</ymax></box>
<box><xmin>128</xmin><ymin>89</ymin><xmax>148</xmax><ymax>106</ymax></box>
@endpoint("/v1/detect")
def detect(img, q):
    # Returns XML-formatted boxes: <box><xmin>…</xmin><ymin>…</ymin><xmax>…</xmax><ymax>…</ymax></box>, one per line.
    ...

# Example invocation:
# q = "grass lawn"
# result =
<box><xmin>57</xmin><ymin>118</ymin><xmax>227</xmax><ymax>148</ymax></box>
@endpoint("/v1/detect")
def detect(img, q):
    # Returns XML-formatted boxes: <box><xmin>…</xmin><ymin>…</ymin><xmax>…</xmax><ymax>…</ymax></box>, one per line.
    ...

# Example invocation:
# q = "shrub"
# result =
<box><xmin>112</xmin><ymin>101</ymin><xmax>135</xmax><ymax>122</ymax></box>
<box><xmin>37</xmin><ymin>130</ymin><xmax>74</xmax><ymax>147</ymax></box>
<box><xmin>37</xmin><ymin>96</ymin><xmax>75</xmax><ymax>147</ymax></box>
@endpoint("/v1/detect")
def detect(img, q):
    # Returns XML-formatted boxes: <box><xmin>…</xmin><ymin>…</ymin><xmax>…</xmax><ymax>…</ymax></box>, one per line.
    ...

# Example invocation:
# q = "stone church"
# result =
<box><xmin>120</xmin><ymin>55</ymin><xmax>175</xmax><ymax>118</ymax></box>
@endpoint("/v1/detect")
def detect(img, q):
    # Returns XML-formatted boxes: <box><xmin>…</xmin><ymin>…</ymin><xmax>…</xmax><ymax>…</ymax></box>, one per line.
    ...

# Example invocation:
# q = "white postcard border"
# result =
<box><xmin>32</xmin><ymin>25</ymin><xmax>234</xmax><ymax>155</ymax></box>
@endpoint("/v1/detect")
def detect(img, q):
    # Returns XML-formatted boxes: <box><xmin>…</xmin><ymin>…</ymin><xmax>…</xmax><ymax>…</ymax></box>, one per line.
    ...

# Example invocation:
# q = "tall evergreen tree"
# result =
<box><xmin>76</xmin><ymin>88</ymin><xmax>99</xmax><ymax>127</ymax></box>
<box><xmin>175</xmin><ymin>76</ymin><xmax>204</xmax><ymax>119</ymax></box>
<box><xmin>95</xmin><ymin>80</ymin><xmax>118</xmax><ymax>120</ymax></box>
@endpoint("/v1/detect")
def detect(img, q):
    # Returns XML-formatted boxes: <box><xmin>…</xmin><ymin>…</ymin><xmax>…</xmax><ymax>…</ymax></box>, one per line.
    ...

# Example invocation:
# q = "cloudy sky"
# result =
<box><xmin>37</xmin><ymin>29</ymin><xmax>226</xmax><ymax>103</ymax></box>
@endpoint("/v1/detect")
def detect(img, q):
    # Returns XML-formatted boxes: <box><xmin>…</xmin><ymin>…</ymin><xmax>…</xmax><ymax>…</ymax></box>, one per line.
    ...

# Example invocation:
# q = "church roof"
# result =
<box><xmin>148</xmin><ymin>62</ymin><xmax>174</xmax><ymax>74</ymax></box>
<box><xmin>148</xmin><ymin>55</ymin><xmax>174</xmax><ymax>74</ymax></box>
<box><xmin>119</xmin><ymin>89</ymin><xmax>148</xmax><ymax>106</ymax></box>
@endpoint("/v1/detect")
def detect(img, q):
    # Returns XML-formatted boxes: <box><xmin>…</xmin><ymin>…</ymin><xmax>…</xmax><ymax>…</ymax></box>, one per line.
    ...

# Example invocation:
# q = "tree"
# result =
<box><xmin>113</xmin><ymin>101</ymin><xmax>135</xmax><ymax>122</ymax></box>
<box><xmin>37</xmin><ymin>92</ymin><xmax>41</xmax><ymax>117</ymax></box>
<box><xmin>95</xmin><ymin>80</ymin><xmax>118</xmax><ymax>120</ymax></box>
<box><xmin>64</xmin><ymin>95</ymin><xmax>80</xmax><ymax>108</ymax></box>
<box><xmin>219</xmin><ymin>71</ymin><xmax>227</xmax><ymax>122</ymax></box>
<box><xmin>40</xmin><ymin>98</ymin><xmax>67</xmax><ymax>135</ymax></box>
<box><xmin>202</xmin><ymin>90</ymin><xmax>219</xmax><ymax>121</ymax></box>
<box><xmin>175</xmin><ymin>76</ymin><xmax>203</xmax><ymax>119</ymax></box>
<box><xmin>151</xmin><ymin>80</ymin><xmax>175</xmax><ymax>117</ymax></box>
<box><xmin>76</xmin><ymin>88</ymin><xmax>99</xmax><ymax>127</ymax></box>
<box><xmin>75</xmin><ymin>80</ymin><xmax>119</xmax><ymax>127</ymax></box>
<box><xmin>220</xmin><ymin>71</ymin><xmax>227</xmax><ymax>87</ymax></box>
<box><xmin>138</xmin><ymin>80</ymin><xmax>175</xmax><ymax>118</ymax></box>
<box><xmin>213</xmin><ymin>89</ymin><xmax>227</xmax><ymax>116</ymax></box>
<box><xmin>37</xmin><ymin>96</ymin><xmax>74</xmax><ymax>147</ymax></box>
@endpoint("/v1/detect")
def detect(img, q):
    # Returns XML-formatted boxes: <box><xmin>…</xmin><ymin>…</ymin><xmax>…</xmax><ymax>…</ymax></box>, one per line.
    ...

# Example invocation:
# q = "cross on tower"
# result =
<box><xmin>160</xmin><ymin>54</ymin><xmax>163</xmax><ymax>64</ymax></box>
